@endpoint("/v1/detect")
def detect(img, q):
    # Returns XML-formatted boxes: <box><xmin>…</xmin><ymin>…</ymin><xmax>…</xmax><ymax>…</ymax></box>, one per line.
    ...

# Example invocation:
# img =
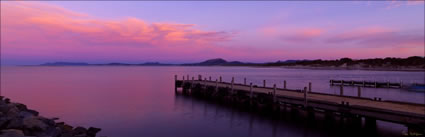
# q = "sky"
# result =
<box><xmin>1</xmin><ymin>1</ymin><xmax>424</xmax><ymax>65</ymax></box>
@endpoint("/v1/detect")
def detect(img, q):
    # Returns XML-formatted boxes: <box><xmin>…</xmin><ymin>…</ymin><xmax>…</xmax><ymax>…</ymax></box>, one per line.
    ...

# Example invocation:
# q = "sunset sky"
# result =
<box><xmin>1</xmin><ymin>1</ymin><xmax>424</xmax><ymax>65</ymax></box>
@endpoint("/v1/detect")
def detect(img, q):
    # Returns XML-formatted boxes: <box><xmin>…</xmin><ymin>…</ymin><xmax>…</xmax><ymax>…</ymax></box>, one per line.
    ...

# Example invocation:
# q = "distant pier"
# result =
<box><xmin>174</xmin><ymin>75</ymin><xmax>425</xmax><ymax>135</ymax></box>
<box><xmin>330</xmin><ymin>79</ymin><xmax>404</xmax><ymax>88</ymax></box>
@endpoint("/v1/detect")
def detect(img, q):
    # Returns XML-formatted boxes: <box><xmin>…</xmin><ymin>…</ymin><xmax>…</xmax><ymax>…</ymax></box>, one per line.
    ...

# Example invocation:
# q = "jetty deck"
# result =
<box><xmin>174</xmin><ymin>75</ymin><xmax>425</xmax><ymax>133</ymax></box>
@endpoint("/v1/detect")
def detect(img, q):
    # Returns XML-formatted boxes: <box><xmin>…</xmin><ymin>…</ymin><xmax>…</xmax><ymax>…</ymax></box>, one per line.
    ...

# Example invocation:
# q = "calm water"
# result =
<box><xmin>1</xmin><ymin>66</ymin><xmax>424</xmax><ymax>137</ymax></box>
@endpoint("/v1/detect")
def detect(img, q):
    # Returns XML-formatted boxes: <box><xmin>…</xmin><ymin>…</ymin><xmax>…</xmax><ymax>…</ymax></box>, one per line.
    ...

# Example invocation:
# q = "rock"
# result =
<box><xmin>0</xmin><ymin>98</ymin><xmax>102</xmax><ymax>137</ymax></box>
<box><xmin>4</xmin><ymin>98</ymin><xmax>11</xmax><ymax>104</ymax></box>
<box><xmin>39</xmin><ymin>117</ymin><xmax>55</xmax><ymax>126</ymax></box>
<box><xmin>73</xmin><ymin>127</ymin><xmax>87</xmax><ymax>136</ymax></box>
<box><xmin>15</xmin><ymin>103</ymin><xmax>28</xmax><ymax>111</ymax></box>
<box><xmin>33</xmin><ymin>126</ymin><xmax>61</xmax><ymax>137</ymax></box>
<box><xmin>57</xmin><ymin>123</ymin><xmax>73</xmax><ymax>133</ymax></box>
<box><xmin>6</xmin><ymin>105</ymin><xmax>20</xmax><ymax>118</ymax></box>
<box><xmin>26</xmin><ymin>109</ymin><xmax>39</xmax><ymax>116</ymax></box>
<box><xmin>0</xmin><ymin>129</ymin><xmax>25</xmax><ymax>137</ymax></box>
<box><xmin>7</xmin><ymin>118</ymin><xmax>24</xmax><ymax>129</ymax></box>
<box><xmin>19</xmin><ymin>111</ymin><xmax>35</xmax><ymax>119</ymax></box>
<box><xmin>87</xmin><ymin>127</ymin><xmax>101</xmax><ymax>137</ymax></box>
<box><xmin>23</xmin><ymin>116</ymin><xmax>49</xmax><ymax>131</ymax></box>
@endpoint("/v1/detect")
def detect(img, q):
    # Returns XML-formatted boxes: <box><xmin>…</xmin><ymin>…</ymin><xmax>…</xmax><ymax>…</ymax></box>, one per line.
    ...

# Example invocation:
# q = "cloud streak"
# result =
<box><xmin>326</xmin><ymin>27</ymin><xmax>424</xmax><ymax>48</ymax></box>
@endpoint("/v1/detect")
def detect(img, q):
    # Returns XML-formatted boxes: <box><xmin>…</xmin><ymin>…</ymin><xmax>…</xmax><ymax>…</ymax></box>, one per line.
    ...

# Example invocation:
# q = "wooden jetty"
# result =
<box><xmin>330</xmin><ymin>79</ymin><xmax>403</xmax><ymax>88</ymax></box>
<box><xmin>175</xmin><ymin>75</ymin><xmax>425</xmax><ymax>135</ymax></box>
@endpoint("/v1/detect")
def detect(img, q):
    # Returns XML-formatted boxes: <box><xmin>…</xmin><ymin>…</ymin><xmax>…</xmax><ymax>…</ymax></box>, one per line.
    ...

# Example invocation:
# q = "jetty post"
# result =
<box><xmin>308</xmin><ymin>82</ymin><xmax>312</xmax><ymax>92</ymax></box>
<box><xmin>330</xmin><ymin>80</ymin><xmax>334</xmax><ymax>86</ymax></box>
<box><xmin>244</xmin><ymin>78</ymin><xmax>247</xmax><ymax>85</ymax></box>
<box><xmin>263</xmin><ymin>80</ymin><xmax>266</xmax><ymax>87</ymax></box>
<box><xmin>304</xmin><ymin>87</ymin><xmax>307</xmax><ymax>106</ymax></box>
<box><xmin>198</xmin><ymin>75</ymin><xmax>202</xmax><ymax>81</ymax></box>
<box><xmin>231</xmin><ymin>77</ymin><xmax>235</xmax><ymax>94</ymax></box>
<box><xmin>220</xmin><ymin>76</ymin><xmax>222</xmax><ymax>83</ymax></box>
<box><xmin>174</xmin><ymin>75</ymin><xmax>178</xmax><ymax>92</ymax></box>
<box><xmin>362</xmin><ymin>80</ymin><xmax>365</xmax><ymax>87</ymax></box>
<box><xmin>340</xmin><ymin>86</ymin><xmax>344</xmax><ymax>96</ymax></box>
<box><xmin>357</xmin><ymin>87</ymin><xmax>361</xmax><ymax>97</ymax></box>
<box><xmin>249</xmin><ymin>83</ymin><xmax>253</xmax><ymax>99</ymax></box>
<box><xmin>273</xmin><ymin>84</ymin><xmax>277</xmax><ymax>102</ymax></box>
<box><xmin>374</xmin><ymin>81</ymin><xmax>377</xmax><ymax>88</ymax></box>
<box><xmin>249</xmin><ymin>83</ymin><xmax>253</xmax><ymax>105</ymax></box>
<box><xmin>215</xmin><ymin>79</ymin><xmax>218</xmax><ymax>92</ymax></box>
<box><xmin>209</xmin><ymin>76</ymin><xmax>211</xmax><ymax>81</ymax></box>
<box><xmin>387</xmin><ymin>81</ymin><xmax>390</xmax><ymax>88</ymax></box>
<box><xmin>284</xmin><ymin>80</ymin><xmax>287</xmax><ymax>89</ymax></box>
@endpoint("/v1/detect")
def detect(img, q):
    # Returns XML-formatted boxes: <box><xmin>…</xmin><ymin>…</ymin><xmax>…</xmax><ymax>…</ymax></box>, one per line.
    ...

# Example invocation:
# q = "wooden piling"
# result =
<box><xmin>215</xmin><ymin>79</ymin><xmax>218</xmax><ymax>92</ymax></box>
<box><xmin>284</xmin><ymin>80</ymin><xmax>287</xmax><ymax>89</ymax></box>
<box><xmin>209</xmin><ymin>76</ymin><xmax>211</xmax><ymax>81</ymax></box>
<box><xmin>308</xmin><ymin>82</ymin><xmax>312</xmax><ymax>92</ymax></box>
<box><xmin>357</xmin><ymin>87</ymin><xmax>361</xmax><ymax>97</ymax></box>
<box><xmin>198</xmin><ymin>75</ymin><xmax>202</xmax><ymax>81</ymax></box>
<box><xmin>231</xmin><ymin>77</ymin><xmax>234</xmax><ymax>94</ymax></box>
<box><xmin>374</xmin><ymin>81</ymin><xmax>377</xmax><ymax>88</ymax></box>
<box><xmin>244</xmin><ymin>78</ymin><xmax>247</xmax><ymax>85</ymax></box>
<box><xmin>219</xmin><ymin>76</ymin><xmax>222</xmax><ymax>83</ymax></box>
<box><xmin>304</xmin><ymin>87</ymin><xmax>308</xmax><ymax>107</ymax></box>
<box><xmin>330</xmin><ymin>80</ymin><xmax>334</xmax><ymax>86</ymax></box>
<box><xmin>249</xmin><ymin>83</ymin><xmax>253</xmax><ymax>99</ymax></box>
<box><xmin>273</xmin><ymin>84</ymin><xmax>277</xmax><ymax>103</ymax></box>
<box><xmin>340</xmin><ymin>86</ymin><xmax>344</xmax><ymax>96</ymax></box>
<box><xmin>263</xmin><ymin>80</ymin><xmax>266</xmax><ymax>87</ymax></box>
<box><xmin>174</xmin><ymin>75</ymin><xmax>178</xmax><ymax>92</ymax></box>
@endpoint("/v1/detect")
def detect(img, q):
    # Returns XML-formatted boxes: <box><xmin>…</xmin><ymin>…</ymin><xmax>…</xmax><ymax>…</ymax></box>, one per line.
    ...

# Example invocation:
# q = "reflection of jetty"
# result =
<box><xmin>329</xmin><ymin>79</ymin><xmax>404</xmax><ymax>88</ymax></box>
<box><xmin>174</xmin><ymin>75</ymin><xmax>425</xmax><ymax>135</ymax></box>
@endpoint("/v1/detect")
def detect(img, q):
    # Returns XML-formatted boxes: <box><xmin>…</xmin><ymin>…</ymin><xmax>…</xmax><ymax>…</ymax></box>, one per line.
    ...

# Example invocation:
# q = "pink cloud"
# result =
<box><xmin>2</xmin><ymin>2</ymin><xmax>233</xmax><ymax>49</ymax></box>
<box><xmin>1</xmin><ymin>2</ymin><xmax>245</xmax><ymax>64</ymax></box>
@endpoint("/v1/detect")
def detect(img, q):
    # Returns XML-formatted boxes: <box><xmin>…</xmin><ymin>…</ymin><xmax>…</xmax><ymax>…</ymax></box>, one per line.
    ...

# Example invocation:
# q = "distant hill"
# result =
<box><xmin>41</xmin><ymin>62</ymin><xmax>89</xmax><ymax>66</ymax></box>
<box><xmin>262</xmin><ymin>56</ymin><xmax>425</xmax><ymax>71</ymax></box>
<box><xmin>41</xmin><ymin>62</ymin><xmax>174</xmax><ymax>66</ymax></box>
<box><xmin>182</xmin><ymin>58</ymin><xmax>248</xmax><ymax>66</ymax></box>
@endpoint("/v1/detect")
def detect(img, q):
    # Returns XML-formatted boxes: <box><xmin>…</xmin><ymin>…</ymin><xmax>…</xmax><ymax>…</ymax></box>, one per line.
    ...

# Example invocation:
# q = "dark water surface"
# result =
<box><xmin>1</xmin><ymin>66</ymin><xmax>424</xmax><ymax>137</ymax></box>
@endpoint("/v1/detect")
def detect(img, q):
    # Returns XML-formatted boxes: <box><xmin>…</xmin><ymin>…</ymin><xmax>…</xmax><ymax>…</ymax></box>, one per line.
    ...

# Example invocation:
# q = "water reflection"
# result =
<box><xmin>173</xmin><ymin>93</ymin><xmax>405</xmax><ymax>137</ymax></box>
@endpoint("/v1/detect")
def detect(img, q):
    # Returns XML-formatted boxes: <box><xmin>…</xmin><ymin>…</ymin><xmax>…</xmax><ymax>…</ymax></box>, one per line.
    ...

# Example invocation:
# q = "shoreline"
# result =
<box><xmin>10</xmin><ymin>65</ymin><xmax>425</xmax><ymax>72</ymax></box>
<box><xmin>276</xmin><ymin>65</ymin><xmax>425</xmax><ymax>72</ymax></box>
<box><xmin>0</xmin><ymin>96</ymin><xmax>102</xmax><ymax>137</ymax></box>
